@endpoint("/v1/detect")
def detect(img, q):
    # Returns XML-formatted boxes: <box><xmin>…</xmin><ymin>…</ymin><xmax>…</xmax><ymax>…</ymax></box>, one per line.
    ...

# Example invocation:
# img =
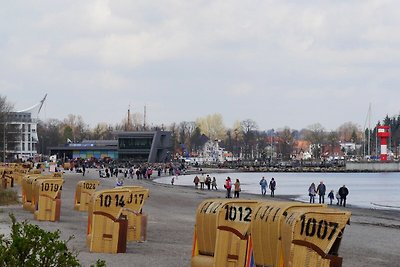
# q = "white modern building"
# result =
<box><xmin>4</xmin><ymin>95</ymin><xmax>46</xmax><ymax>161</ymax></box>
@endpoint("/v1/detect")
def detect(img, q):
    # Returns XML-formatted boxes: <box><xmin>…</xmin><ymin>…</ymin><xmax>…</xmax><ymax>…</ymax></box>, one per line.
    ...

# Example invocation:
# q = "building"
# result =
<box><xmin>49</xmin><ymin>130</ymin><xmax>172</xmax><ymax>163</ymax></box>
<box><xmin>117</xmin><ymin>131</ymin><xmax>172</xmax><ymax>162</ymax></box>
<box><xmin>48</xmin><ymin>140</ymin><xmax>118</xmax><ymax>162</ymax></box>
<box><xmin>1</xmin><ymin>95</ymin><xmax>46</xmax><ymax>161</ymax></box>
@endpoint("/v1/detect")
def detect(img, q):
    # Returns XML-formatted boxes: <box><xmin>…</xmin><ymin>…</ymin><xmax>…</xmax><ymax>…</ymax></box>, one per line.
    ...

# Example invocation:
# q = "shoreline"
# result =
<box><xmin>162</xmin><ymin>167</ymin><xmax>400</xmax><ymax>211</ymax></box>
<box><xmin>157</xmin><ymin>178</ymin><xmax>400</xmax><ymax>219</ymax></box>
<box><xmin>185</xmin><ymin>166</ymin><xmax>400</xmax><ymax>173</ymax></box>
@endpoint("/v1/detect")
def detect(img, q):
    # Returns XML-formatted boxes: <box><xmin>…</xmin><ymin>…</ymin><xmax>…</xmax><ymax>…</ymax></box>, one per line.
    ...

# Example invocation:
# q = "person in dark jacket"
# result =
<box><xmin>327</xmin><ymin>190</ymin><xmax>335</xmax><ymax>205</ymax></box>
<box><xmin>338</xmin><ymin>185</ymin><xmax>349</xmax><ymax>207</ymax></box>
<box><xmin>269</xmin><ymin>178</ymin><xmax>276</xmax><ymax>197</ymax></box>
<box><xmin>316</xmin><ymin>181</ymin><xmax>326</xmax><ymax>204</ymax></box>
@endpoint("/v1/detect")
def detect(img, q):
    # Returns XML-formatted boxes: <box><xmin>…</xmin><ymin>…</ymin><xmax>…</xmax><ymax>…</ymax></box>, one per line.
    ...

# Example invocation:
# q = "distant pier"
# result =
<box><xmin>346</xmin><ymin>162</ymin><xmax>400</xmax><ymax>172</ymax></box>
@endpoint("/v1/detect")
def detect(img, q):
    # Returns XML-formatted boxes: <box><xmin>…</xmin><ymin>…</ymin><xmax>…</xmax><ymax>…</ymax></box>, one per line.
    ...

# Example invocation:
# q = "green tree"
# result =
<box><xmin>63</xmin><ymin>114</ymin><xmax>90</xmax><ymax>142</ymax></box>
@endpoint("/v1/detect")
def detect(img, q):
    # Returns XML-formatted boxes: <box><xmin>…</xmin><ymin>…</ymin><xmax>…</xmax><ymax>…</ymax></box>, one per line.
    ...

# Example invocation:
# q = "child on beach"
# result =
<box><xmin>328</xmin><ymin>190</ymin><xmax>335</xmax><ymax>205</ymax></box>
<box><xmin>115</xmin><ymin>176</ymin><xmax>124</xmax><ymax>187</ymax></box>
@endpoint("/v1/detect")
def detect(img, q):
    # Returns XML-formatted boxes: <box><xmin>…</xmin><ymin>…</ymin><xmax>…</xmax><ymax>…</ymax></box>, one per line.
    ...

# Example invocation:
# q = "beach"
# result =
<box><xmin>0</xmin><ymin>169</ymin><xmax>399</xmax><ymax>267</ymax></box>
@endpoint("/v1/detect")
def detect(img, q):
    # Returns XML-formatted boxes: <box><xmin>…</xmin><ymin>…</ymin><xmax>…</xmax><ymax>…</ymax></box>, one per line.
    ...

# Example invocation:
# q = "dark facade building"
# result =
<box><xmin>48</xmin><ymin>130</ymin><xmax>172</xmax><ymax>163</ymax></box>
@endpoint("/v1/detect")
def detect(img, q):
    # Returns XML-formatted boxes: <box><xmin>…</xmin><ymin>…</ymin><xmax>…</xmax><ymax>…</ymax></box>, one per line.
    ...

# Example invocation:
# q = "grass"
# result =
<box><xmin>0</xmin><ymin>188</ymin><xmax>19</xmax><ymax>205</ymax></box>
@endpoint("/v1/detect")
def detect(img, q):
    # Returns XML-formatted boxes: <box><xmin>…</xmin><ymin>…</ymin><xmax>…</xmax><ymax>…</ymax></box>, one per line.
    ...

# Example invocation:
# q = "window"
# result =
<box><xmin>118</xmin><ymin>137</ymin><xmax>153</xmax><ymax>150</ymax></box>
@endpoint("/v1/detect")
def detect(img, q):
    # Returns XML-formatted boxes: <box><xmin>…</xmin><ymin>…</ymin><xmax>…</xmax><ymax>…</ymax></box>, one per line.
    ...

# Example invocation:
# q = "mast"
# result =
<box><xmin>368</xmin><ymin>103</ymin><xmax>371</xmax><ymax>156</ymax></box>
<box><xmin>143</xmin><ymin>105</ymin><xmax>146</xmax><ymax>130</ymax></box>
<box><xmin>363</xmin><ymin>103</ymin><xmax>372</xmax><ymax>158</ymax></box>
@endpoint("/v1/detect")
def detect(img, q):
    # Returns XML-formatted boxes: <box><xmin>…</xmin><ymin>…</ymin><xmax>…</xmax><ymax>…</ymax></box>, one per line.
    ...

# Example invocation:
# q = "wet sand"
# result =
<box><xmin>0</xmin><ymin>170</ymin><xmax>399</xmax><ymax>267</ymax></box>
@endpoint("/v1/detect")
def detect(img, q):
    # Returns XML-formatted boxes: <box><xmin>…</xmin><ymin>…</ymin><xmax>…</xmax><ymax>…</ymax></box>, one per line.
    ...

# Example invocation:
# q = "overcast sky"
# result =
<box><xmin>1</xmin><ymin>1</ymin><xmax>400</xmax><ymax>131</ymax></box>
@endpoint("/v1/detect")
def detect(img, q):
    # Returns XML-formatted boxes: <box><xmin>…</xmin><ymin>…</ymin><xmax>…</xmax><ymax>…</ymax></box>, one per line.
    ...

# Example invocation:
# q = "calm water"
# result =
<box><xmin>155</xmin><ymin>172</ymin><xmax>400</xmax><ymax>210</ymax></box>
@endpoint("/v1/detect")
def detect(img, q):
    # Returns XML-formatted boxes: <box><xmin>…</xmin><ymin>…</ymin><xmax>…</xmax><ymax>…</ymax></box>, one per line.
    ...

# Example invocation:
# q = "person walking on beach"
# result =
<box><xmin>193</xmin><ymin>175</ymin><xmax>199</xmax><ymax>188</ymax></box>
<box><xmin>260</xmin><ymin>177</ymin><xmax>268</xmax><ymax>196</ymax></box>
<box><xmin>269</xmin><ymin>177</ymin><xmax>276</xmax><ymax>197</ymax></box>
<box><xmin>328</xmin><ymin>190</ymin><xmax>335</xmax><ymax>205</ymax></box>
<box><xmin>205</xmin><ymin>175</ymin><xmax>211</xmax><ymax>190</ymax></box>
<box><xmin>234</xmin><ymin>179</ymin><xmax>241</xmax><ymax>198</ymax></box>
<box><xmin>211</xmin><ymin>177</ymin><xmax>218</xmax><ymax>190</ymax></box>
<box><xmin>339</xmin><ymin>185</ymin><xmax>349</xmax><ymax>207</ymax></box>
<box><xmin>199</xmin><ymin>174</ymin><xmax>205</xmax><ymax>190</ymax></box>
<box><xmin>308</xmin><ymin>182</ymin><xmax>317</xmax><ymax>203</ymax></box>
<box><xmin>224</xmin><ymin>177</ymin><xmax>232</xmax><ymax>198</ymax></box>
<box><xmin>316</xmin><ymin>181</ymin><xmax>326</xmax><ymax>204</ymax></box>
<box><xmin>336</xmin><ymin>191</ymin><xmax>341</xmax><ymax>205</ymax></box>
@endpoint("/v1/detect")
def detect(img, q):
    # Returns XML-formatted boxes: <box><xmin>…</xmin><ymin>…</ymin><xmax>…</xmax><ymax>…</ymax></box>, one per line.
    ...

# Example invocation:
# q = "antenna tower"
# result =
<box><xmin>127</xmin><ymin>104</ymin><xmax>131</xmax><ymax>131</ymax></box>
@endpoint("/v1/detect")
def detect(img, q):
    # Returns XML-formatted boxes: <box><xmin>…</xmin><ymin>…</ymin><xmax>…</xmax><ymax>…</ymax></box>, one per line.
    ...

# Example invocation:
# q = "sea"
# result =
<box><xmin>155</xmin><ymin>172</ymin><xmax>400</xmax><ymax>210</ymax></box>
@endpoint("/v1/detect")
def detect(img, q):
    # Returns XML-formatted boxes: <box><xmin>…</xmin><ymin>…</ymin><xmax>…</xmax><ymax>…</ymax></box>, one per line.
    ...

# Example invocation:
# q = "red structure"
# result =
<box><xmin>377</xmin><ymin>126</ymin><xmax>390</xmax><ymax>161</ymax></box>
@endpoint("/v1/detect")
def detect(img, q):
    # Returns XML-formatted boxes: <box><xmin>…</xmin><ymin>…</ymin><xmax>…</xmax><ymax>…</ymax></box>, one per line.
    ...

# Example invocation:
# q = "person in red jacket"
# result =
<box><xmin>224</xmin><ymin>177</ymin><xmax>232</xmax><ymax>198</ymax></box>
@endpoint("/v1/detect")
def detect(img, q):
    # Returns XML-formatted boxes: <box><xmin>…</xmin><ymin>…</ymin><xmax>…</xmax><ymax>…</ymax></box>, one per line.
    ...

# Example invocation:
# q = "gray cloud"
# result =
<box><xmin>1</xmin><ymin>0</ymin><xmax>399</xmax><ymax>131</ymax></box>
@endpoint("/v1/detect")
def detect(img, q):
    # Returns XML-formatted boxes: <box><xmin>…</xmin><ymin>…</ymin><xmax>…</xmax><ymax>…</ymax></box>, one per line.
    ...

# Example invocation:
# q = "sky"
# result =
<box><xmin>1</xmin><ymin>0</ymin><xmax>400</xmax><ymax>132</ymax></box>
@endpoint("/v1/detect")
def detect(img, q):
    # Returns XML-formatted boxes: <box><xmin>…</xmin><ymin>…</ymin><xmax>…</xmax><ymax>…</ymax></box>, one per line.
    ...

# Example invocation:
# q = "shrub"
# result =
<box><xmin>0</xmin><ymin>214</ymin><xmax>106</xmax><ymax>267</ymax></box>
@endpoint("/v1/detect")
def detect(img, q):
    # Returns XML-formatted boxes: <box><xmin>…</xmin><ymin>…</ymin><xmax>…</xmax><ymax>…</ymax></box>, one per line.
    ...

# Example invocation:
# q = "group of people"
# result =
<box><xmin>192</xmin><ymin>175</ymin><xmax>276</xmax><ymax>199</ymax></box>
<box><xmin>223</xmin><ymin>177</ymin><xmax>241</xmax><ymax>198</ymax></box>
<box><xmin>191</xmin><ymin>174</ymin><xmax>350</xmax><ymax>207</ymax></box>
<box><xmin>192</xmin><ymin>175</ymin><xmax>241</xmax><ymax>198</ymax></box>
<box><xmin>308</xmin><ymin>181</ymin><xmax>349</xmax><ymax>207</ymax></box>
<box><xmin>259</xmin><ymin>177</ymin><xmax>276</xmax><ymax>197</ymax></box>
<box><xmin>193</xmin><ymin>174</ymin><xmax>218</xmax><ymax>190</ymax></box>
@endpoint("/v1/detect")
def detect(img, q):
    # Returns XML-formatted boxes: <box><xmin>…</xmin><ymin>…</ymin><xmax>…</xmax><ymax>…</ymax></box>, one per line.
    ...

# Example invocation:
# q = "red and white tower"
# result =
<box><xmin>377</xmin><ymin>125</ymin><xmax>390</xmax><ymax>161</ymax></box>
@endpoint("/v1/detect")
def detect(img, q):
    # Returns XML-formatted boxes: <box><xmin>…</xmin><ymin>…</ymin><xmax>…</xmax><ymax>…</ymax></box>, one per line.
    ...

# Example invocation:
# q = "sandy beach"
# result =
<box><xmin>1</xmin><ymin>169</ymin><xmax>399</xmax><ymax>267</ymax></box>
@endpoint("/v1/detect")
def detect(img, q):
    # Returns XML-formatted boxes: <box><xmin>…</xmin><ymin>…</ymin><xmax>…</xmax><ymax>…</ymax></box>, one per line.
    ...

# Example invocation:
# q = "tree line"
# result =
<box><xmin>1</xmin><ymin>94</ymin><xmax>400</xmax><ymax>161</ymax></box>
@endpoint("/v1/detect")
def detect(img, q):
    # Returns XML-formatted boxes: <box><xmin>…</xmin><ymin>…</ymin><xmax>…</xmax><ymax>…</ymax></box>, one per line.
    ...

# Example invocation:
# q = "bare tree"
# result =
<box><xmin>91</xmin><ymin>123</ymin><xmax>114</xmax><ymax>140</ymax></box>
<box><xmin>63</xmin><ymin>114</ymin><xmax>89</xmax><ymax>142</ymax></box>
<box><xmin>37</xmin><ymin>119</ymin><xmax>64</xmax><ymax>154</ymax></box>
<box><xmin>277</xmin><ymin>127</ymin><xmax>295</xmax><ymax>160</ymax></box>
<box><xmin>0</xmin><ymin>95</ymin><xmax>15</xmax><ymax>161</ymax></box>
<box><xmin>304</xmin><ymin>123</ymin><xmax>326</xmax><ymax>159</ymax></box>
<box><xmin>337</xmin><ymin>122</ymin><xmax>362</xmax><ymax>142</ymax></box>
<box><xmin>326</xmin><ymin>131</ymin><xmax>339</xmax><ymax>155</ymax></box>
<box><xmin>240</xmin><ymin>119</ymin><xmax>258</xmax><ymax>159</ymax></box>
<box><xmin>196</xmin><ymin>114</ymin><xmax>226</xmax><ymax>141</ymax></box>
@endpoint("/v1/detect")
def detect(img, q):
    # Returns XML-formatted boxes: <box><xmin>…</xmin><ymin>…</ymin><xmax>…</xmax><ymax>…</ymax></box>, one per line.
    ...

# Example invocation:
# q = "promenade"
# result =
<box><xmin>0</xmin><ymin>169</ymin><xmax>399</xmax><ymax>267</ymax></box>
